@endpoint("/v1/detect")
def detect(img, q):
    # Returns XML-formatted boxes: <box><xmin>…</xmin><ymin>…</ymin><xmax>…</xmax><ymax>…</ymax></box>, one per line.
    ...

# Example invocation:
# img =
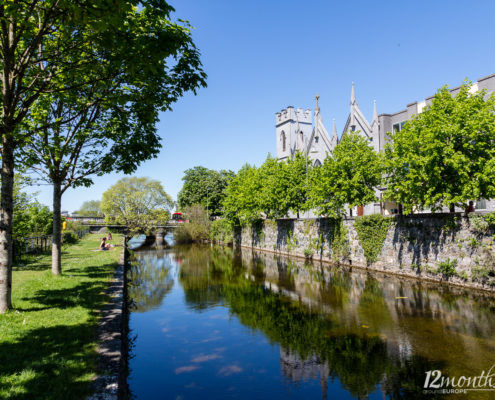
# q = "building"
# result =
<box><xmin>275</xmin><ymin>73</ymin><xmax>495</xmax><ymax>215</ymax></box>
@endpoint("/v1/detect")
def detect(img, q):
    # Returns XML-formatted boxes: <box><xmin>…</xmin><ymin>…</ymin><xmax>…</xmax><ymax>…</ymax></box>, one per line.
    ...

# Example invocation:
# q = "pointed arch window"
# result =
<box><xmin>281</xmin><ymin>131</ymin><xmax>286</xmax><ymax>152</ymax></box>
<box><xmin>314</xmin><ymin>159</ymin><xmax>322</xmax><ymax>167</ymax></box>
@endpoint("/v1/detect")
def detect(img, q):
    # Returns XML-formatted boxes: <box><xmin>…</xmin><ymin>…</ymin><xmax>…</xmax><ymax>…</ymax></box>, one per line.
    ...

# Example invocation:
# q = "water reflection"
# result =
<box><xmin>128</xmin><ymin>244</ymin><xmax>495</xmax><ymax>399</ymax></box>
<box><xmin>128</xmin><ymin>250</ymin><xmax>174</xmax><ymax>312</ymax></box>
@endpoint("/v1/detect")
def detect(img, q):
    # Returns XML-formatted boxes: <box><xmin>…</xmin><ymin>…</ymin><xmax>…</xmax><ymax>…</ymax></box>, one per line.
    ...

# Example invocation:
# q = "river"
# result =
<box><xmin>127</xmin><ymin>244</ymin><xmax>495</xmax><ymax>399</ymax></box>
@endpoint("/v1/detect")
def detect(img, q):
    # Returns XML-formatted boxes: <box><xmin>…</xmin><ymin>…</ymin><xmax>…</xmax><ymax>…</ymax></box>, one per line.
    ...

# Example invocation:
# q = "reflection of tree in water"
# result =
<box><xmin>172</xmin><ymin>245</ymin><xmax>483</xmax><ymax>399</ymax></box>
<box><xmin>128</xmin><ymin>253</ymin><xmax>174</xmax><ymax>312</ymax></box>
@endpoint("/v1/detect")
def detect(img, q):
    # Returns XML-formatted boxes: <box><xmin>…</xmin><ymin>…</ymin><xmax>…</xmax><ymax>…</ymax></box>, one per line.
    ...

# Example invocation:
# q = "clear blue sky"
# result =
<box><xmin>30</xmin><ymin>0</ymin><xmax>495</xmax><ymax>212</ymax></box>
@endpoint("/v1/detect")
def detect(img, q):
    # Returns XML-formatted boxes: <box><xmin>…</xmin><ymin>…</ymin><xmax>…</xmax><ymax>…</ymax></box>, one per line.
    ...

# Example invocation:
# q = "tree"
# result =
<box><xmin>76</xmin><ymin>201</ymin><xmax>103</xmax><ymax>217</ymax></box>
<box><xmin>222</xmin><ymin>164</ymin><xmax>263</xmax><ymax>225</ymax></box>
<box><xmin>101</xmin><ymin>177</ymin><xmax>174</xmax><ymax>234</ymax></box>
<box><xmin>310</xmin><ymin>132</ymin><xmax>383</xmax><ymax>217</ymax></box>
<box><xmin>275</xmin><ymin>152</ymin><xmax>311</xmax><ymax>218</ymax></box>
<box><xmin>177</xmin><ymin>167</ymin><xmax>235</xmax><ymax>217</ymax></box>
<box><xmin>12</xmin><ymin>175</ymin><xmax>52</xmax><ymax>238</ymax></box>
<box><xmin>385</xmin><ymin>83</ymin><xmax>495</xmax><ymax>214</ymax></box>
<box><xmin>0</xmin><ymin>1</ymin><xmax>198</xmax><ymax>312</ymax></box>
<box><xmin>14</xmin><ymin>2</ymin><xmax>206</xmax><ymax>278</ymax></box>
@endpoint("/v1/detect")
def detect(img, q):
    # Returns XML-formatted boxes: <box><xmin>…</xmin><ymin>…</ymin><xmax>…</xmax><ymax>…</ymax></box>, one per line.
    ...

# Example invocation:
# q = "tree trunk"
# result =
<box><xmin>0</xmin><ymin>136</ymin><xmax>15</xmax><ymax>313</ymax></box>
<box><xmin>52</xmin><ymin>181</ymin><xmax>62</xmax><ymax>275</ymax></box>
<box><xmin>449</xmin><ymin>204</ymin><xmax>455</xmax><ymax>213</ymax></box>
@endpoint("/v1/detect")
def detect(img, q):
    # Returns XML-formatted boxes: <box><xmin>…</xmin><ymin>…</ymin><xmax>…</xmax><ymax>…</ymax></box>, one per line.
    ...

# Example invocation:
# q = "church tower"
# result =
<box><xmin>275</xmin><ymin>106</ymin><xmax>312</xmax><ymax>161</ymax></box>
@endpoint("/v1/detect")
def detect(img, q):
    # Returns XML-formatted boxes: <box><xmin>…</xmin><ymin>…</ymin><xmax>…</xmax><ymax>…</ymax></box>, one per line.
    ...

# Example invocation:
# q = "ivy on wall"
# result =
<box><xmin>328</xmin><ymin>218</ymin><xmax>350</xmax><ymax>262</ymax></box>
<box><xmin>354</xmin><ymin>214</ymin><xmax>393</xmax><ymax>265</ymax></box>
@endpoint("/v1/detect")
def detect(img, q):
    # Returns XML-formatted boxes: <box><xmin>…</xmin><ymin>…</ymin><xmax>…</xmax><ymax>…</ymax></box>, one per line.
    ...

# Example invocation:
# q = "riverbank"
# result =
<box><xmin>0</xmin><ymin>234</ymin><xmax>122</xmax><ymax>400</ymax></box>
<box><xmin>234</xmin><ymin>213</ymin><xmax>495</xmax><ymax>292</ymax></box>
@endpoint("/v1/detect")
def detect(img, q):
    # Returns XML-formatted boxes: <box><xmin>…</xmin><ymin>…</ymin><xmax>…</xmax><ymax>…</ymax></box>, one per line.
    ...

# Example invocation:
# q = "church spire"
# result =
<box><xmin>350</xmin><ymin>82</ymin><xmax>356</xmax><ymax>105</ymax></box>
<box><xmin>315</xmin><ymin>93</ymin><xmax>320</xmax><ymax>113</ymax></box>
<box><xmin>372</xmin><ymin>100</ymin><xmax>378</xmax><ymax>123</ymax></box>
<box><xmin>330</xmin><ymin>118</ymin><xmax>338</xmax><ymax>151</ymax></box>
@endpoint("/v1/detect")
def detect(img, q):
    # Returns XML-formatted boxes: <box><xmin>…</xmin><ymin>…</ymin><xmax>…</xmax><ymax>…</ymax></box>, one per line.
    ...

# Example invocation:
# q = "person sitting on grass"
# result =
<box><xmin>107</xmin><ymin>232</ymin><xmax>112</xmax><ymax>241</ymax></box>
<box><xmin>99</xmin><ymin>237</ymin><xmax>111</xmax><ymax>251</ymax></box>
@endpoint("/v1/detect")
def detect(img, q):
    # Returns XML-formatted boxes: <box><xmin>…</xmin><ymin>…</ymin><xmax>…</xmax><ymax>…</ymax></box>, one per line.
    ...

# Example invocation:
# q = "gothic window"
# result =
<box><xmin>281</xmin><ymin>131</ymin><xmax>286</xmax><ymax>152</ymax></box>
<box><xmin>314</xmin><ymin>159</ymin><xmax>322</xmax><ymax>167</ymax></box>
<box><xmin>315</xmin><ymin>136</ymin><xmax>319</xmax><ymax>143</ymax></box>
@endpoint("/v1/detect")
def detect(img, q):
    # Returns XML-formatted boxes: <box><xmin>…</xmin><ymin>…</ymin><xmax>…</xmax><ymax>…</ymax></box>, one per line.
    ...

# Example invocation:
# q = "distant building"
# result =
<box><xmin>275</xmin><ymin>73</ymin><xmax>495</xmax><ymax>215</ymax></box>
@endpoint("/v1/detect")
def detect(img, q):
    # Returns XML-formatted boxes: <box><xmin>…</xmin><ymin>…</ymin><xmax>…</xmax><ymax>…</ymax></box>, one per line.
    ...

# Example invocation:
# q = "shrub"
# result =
<box><xmin>173</xmin><ymin>204</ymin><xmax>210</xmax><ymax>243</ymax></box>
<box><xmin>303</xmin><ymin>248</ymin><xmax>313</xmax><ymax>258</ymax></box>
<box><xmin>437</xmin><ymin>258</ymin><xmax>457</xmax><ymax>277</ymax></box>
<box><xmin>174</xmin><ymin>226</ymin><xmax>193</xmax><ymax>244</ymax></box>
<box><xmin>210</xmin><ymin>219</ymin><xmax>233</xmax><ymax>243</ymax></box>
<box><xmin>469</xmin><ymin>215</ymin><xmax>489</xmax><ymax>233</ymax></box>
<box><xmin>62</xmin><ymin>231</ymin><xmax>79</xmax><ymax>244</ymax></box>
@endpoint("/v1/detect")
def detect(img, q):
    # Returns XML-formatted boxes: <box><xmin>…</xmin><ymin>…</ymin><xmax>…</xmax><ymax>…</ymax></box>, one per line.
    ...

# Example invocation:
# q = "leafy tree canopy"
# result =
<box><xmin>178</xmin><ymin>167</ymin><xmax>235</xmax><ymax>217</ymax></box>
<box><xmin>385</xmin><ymin>83</ymin><xmax>495</xmax><ymax>213</ymax></box>
<box><xmin>222</xmin><ymin>164</ymin><xmax>263</xmax><ymax>225</ymax></box>
<box><xmin>101</xmin><ymin>177</ymin><xmax>174</xmax><ymax>233</ymax></box>
<box><xmin>76</xmin><ymin>201</ymin><xmax>103</xmax><ymax>217</ymax></box>
<box><xmin>310</xmin><ymin>132</ymin><xmax>383</xmax><ymax>217</ymax></box>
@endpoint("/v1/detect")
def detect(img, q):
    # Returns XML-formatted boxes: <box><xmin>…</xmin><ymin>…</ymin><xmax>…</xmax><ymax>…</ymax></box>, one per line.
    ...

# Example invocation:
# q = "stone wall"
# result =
<box><xmin>233</xmin><ymin>213</ymin><xmax>495</xmax><ymax>292</ymax></box>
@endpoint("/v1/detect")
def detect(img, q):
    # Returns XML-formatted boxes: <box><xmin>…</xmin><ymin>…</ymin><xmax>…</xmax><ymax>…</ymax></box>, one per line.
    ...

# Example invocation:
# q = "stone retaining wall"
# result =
<box><xmin>234</xmin><ymin>213</ymin><xmax>495</xmax><ymax>292</ymax></box>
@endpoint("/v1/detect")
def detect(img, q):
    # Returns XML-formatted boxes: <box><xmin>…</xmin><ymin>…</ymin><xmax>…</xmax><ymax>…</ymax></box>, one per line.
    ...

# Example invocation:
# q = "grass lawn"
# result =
<box><xmin>0</xmin><ymin>233</ymin><xmax>123</xmax><ymax>400</ymax></box>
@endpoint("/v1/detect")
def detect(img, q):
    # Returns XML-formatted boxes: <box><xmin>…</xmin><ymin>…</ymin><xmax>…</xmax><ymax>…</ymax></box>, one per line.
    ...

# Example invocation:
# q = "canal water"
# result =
<box><xmin>127</xmin><ymin>244</ymin><xmax>495</xmax><ymax>399</ymax></box>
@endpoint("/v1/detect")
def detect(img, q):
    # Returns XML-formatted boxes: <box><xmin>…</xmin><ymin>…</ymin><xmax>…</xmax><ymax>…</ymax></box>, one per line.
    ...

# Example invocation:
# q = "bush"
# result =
<box><xmin>173</xmin><ymin>204</ymin><xmax>210</xmax><ymax>243</ymax></box>
<box><xmin>469</xmin><ymin>215</ymin><xmax>489</xmax><ymax>233</ymax></box>
<box><xmin>437</xmin><ymin>258</ymin><xmax>457</xmax><ymax>277</ymax></box>
<box><xmin>174</xmin><ymin>226</ymin><xmax>193</xmax><ymax>244</ymax></box>
<box><xmin>62</xmin><ymin>231</ymin><xmax>79</xmax><ymax>244</ymax></box>
<box><xmin>210</xmin><ymin>219</ymin><xmax>233</xmax><ymax>243</ymax></box>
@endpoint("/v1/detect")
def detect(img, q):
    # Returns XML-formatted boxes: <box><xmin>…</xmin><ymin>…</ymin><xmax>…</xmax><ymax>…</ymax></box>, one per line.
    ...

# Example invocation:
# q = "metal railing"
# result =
<box><xmin>13</xmin><ymin>229</ymin><xmax>90</xmax><ymax>261</ymax></box>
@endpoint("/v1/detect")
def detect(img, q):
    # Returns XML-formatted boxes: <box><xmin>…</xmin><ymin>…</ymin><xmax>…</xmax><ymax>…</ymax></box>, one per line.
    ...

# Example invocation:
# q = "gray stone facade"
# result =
<box><xmin>275</xmin><ymin>73</ymin><xmax>495</xmax><ymax>215</ymax></box>
<box><xmin>234</xmin><ymin>214</ymin><xmax>495</xmax><ymax>292</ymax></box>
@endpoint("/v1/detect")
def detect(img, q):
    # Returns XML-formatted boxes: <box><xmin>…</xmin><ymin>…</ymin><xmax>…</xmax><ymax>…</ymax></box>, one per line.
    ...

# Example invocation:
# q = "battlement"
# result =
<box><xmin>276</xmin><ymin>106</ymin><xmax>312</xmax><ymax>126</ymax></box>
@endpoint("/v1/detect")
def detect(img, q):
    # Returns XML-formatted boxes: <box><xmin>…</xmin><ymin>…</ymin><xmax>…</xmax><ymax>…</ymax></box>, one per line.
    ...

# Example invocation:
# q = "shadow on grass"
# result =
<box><xmin>18</xmin><ymin>263</ymin><xmax>116</xmax><ymax>312</ymax></box>
<box><xmin>1</xmin><ymin>269</ymin><xmax>123</xmax><ymax>399</ymax></box>
<box><xmin>0</xmin><ymin>323</ymin><xmax>98</xmax><ymax>400</ymax></box>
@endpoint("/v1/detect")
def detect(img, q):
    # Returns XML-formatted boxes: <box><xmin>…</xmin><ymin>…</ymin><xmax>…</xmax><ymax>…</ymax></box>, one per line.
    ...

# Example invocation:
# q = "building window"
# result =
<box><xmin>281</xmin><ymin>131</ymin><xmax>286</xmax><ymax>152</ymax></box>
<box><xmin>314</xmin><ymin>159</ymin><xmax>322</xmax><ymax>167</ymax></box>
<box><xmin>476</xmin><ymin>199</ymin><xmax>487</xmax><ymax>210</ymax></box>
<box><xmin>393</xmin><ymin>121</ymin><xmax>406</xmax><ymax>133</ymax></box>
<box><xmin>315</xmin><ymin>136</ymin><xmax>319</xmax><ymax>143</ymax></box>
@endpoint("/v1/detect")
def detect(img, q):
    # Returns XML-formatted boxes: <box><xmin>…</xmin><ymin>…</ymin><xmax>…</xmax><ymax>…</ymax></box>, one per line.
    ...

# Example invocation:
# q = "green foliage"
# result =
<box><xmin>437</xmin><ymin>259</ymin><xmax>458</xmax><ymax>277</ymax></box>
<box><xmin>101</xmin><ymin>177</ymin><xmax>174</xmax><ymax>234</ymax></box>
<box><xmin>76</xmin><ymin>201</ymin><xmax>104</xmax><ymax>217</ymax></box>
<box><xmin>285</xmin><ymin>229</ymin><xmax>298</xmax><ymax>252</ymax></box>
<box><xmin>469</xmin><ymin>212</ymin><xmax>495</xmax><ymax>233</ymax></box>
<box><xmin>443</xmin><ymin>216</ymin><xmax>459</xmax><ymax>232</ymax></box>
<box><xmin>0</xmin><ymin>234</ymin><xmax>121</xmax><ymax>398</ymax></box>
<box><xmin>174</xmin><ymin>205</ymin><xmax>210</xmax><ymax>243</ymax></box>
<box><xmin>12</xmin><ymin>175</ymin><xmax>52</xmax><ymax>238</ymax></box>
<box><xmin>467</xmin><ymin>238</ymin><xmax>481</xmax><ymax>248</ymax></box>
<box><xmin>385</xmin><ymin>82</ymin><xmax>495</xmax><ymax>213</ymax></box>
<box><xmin>269</xmin><ymin>152</ymin><xmax>311</xmax><ymax>218</ymax></box>
<box><xmin>209</xmin><ymin>219</ymin><xmax>233</xmax><ymax>243</ymax></box>
<box><xmin>309</xmin><ymin>132</ymin><xmax>383</xmax><ymax>217</ymax></box>
<box><xmin>62</xmin><ymin>231</ymin><xmax>79</xmax><ymax>245</ymax></box>
<box><xmin>222</xmin><ymin>164</ymin><xmax>264</xmax><ymax>225</ymax></box>
<box><xmin>303</xmin><ymin>248</ymin><xmax>313</xmax><ymax>258</ymax></box>
<box><xmin>354</xmin><ymin>214</ymin><xmax>392</xmax><ymax>265</ymax></box>
<box><xmin>222</xmin><ymin>153</ymin><xmax>312</xmax><ymax>224</ymax></box>
<box><xmin>178</xmin><ymin>167</ymin><xmax>235</xmax><ymax>217</ymax></box>
<box><xmin>328</xmin><ymin>218</ymin><xmax>350</xmax><ymax>261</ymax></box>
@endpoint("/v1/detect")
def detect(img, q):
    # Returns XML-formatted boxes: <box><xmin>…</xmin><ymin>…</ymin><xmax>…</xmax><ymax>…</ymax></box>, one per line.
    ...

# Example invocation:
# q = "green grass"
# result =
<box><xmin>0</xmin><ymin>233</ymin><xmax>122</xmax><ymax>400</ymax></box>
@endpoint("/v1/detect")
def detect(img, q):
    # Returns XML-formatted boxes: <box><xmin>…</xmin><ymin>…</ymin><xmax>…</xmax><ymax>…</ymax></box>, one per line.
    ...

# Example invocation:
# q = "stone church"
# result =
<box><xmin>275</xmin><ymin>73</ymin><xmax>495</xmax><ymax>215</ymax></box>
